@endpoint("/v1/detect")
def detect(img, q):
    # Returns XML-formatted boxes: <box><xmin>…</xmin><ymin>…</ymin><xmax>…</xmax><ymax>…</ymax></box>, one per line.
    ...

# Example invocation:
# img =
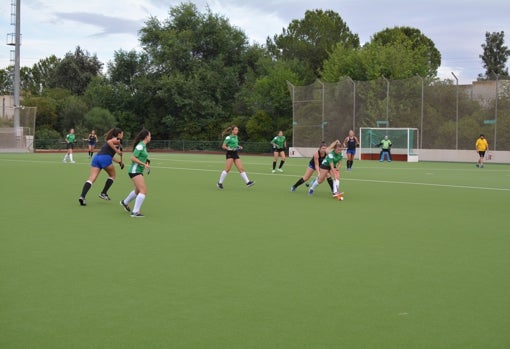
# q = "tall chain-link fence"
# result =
<box><xmin>288</xmin><ymin>75</ymin><xmax>510</xmax><ymax>150</ymax></box>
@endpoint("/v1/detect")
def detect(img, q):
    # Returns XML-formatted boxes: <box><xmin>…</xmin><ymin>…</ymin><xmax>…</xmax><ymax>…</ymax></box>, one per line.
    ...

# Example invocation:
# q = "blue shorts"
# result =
<box><xmin>346</xmin><ymin>149</ymin><xmax>356</xmax><ymax>155</ymax></box>
<box><xmin>91</xmin><ymin>154</ymin><xmax>113</xmax><ymax>169</ymax></box>
<box><xmin>308</xmin><ymin>163</ymin><xmax>316</xmax><ymax>170</ymax></box>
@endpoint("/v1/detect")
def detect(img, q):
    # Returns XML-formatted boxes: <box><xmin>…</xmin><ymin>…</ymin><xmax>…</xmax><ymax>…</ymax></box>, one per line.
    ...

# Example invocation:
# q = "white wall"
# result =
<box><xmin>289</xmin><ymin>147</ymin><xmax>510</xmax><ymax>164</ymax></box>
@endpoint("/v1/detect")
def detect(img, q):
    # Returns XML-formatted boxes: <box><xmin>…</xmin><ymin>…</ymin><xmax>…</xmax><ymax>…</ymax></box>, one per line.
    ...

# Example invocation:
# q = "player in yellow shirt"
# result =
<box><xmin>475</xmin><ymin>134</ymin><xmax>489</xmax><ymax>168</ymax></box>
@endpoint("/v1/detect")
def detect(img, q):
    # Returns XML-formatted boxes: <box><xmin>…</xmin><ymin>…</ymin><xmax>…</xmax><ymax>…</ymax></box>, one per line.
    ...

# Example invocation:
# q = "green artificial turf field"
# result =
<box><xmin>1</xmin><ymin>152</ymin><xmax>509</xmax><ymax>348</ymax></box>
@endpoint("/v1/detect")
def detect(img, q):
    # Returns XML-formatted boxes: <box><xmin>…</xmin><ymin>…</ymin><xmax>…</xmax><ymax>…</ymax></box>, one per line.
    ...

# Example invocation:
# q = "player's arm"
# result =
<box><xmin>326</xmin><ymin>140</ymin><xmax>340</xmax><ymax>152</ymax></box>
<box><xmin>355</xmin><ymin>136</ymin><xmax>360</xmax><ymax>146</ymax></box>
<box><xmin>270</xmin><ymin>137</ymin><xmax>277</xmax><ymax>149</ymax></box>
<box><xmin>313</xmin><ymin>152</ymin><xmax>320</xmax><ymax>171</ymax></box>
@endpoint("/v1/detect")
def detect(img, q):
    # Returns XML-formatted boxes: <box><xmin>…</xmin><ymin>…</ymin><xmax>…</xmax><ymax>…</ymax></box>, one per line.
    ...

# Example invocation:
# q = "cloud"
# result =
<box><xmin>54</xmin><ymin>12</ymin><xmax>144</xmax><ymax>37</ymax></box>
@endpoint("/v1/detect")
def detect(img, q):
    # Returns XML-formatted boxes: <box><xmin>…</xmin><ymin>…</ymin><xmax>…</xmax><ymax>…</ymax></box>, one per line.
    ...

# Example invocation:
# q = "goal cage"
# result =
<box><xmin>359</xmin><ymin>127</ymin><xmax>419</xmax><ymax>162</ymax></box>
<box><xmin>0</xmin><ymin>106</ymin><xmax>37</xmax><ymax>153</ymax></box>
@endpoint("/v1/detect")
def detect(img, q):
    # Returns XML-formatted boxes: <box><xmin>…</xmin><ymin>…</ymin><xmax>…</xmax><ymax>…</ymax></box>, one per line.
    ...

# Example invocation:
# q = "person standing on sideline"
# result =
<box><xmin>308</xmin><ymin>141</ymin><xmax>343</xmax><ymax>198</ymax></box>
<box><xmin>271</xmin><ymin>130</ymin><xmax>287</xmax><ymax>173</ymax></box>
<box><xmin>120</xmin><ymin>129</ymin><xmax>151</xmax><ymax>217</ymax></box>
<box><xmin>217</xmin><ymin>126</ymin><xmax>255</xmax><ymax>189</ymax></box>
<box><xmin>342</xmin><ymin>130</ymin><xmax>359</xmax><ymax>170</ymax></box>
<box><xmin>78</xmin><ymin>128</ymin><xmax>124</xmax><ymax>206</ymax></box>
<box><xmin>475</xmin><ymin>134</ymin><xmax>489</xmax><ymax>168</ymax></box>
<box><xmin>63</xmin><ymin>128</ymin><xmax>76</xmax><ymax>163</ymax></box>
<box><xmin>290</xmin><ymin>140</ymin><xmax>337</xmax><ymax>193</ymax></box>
<box><xmin>378</xmin><ymin>135</ymin><xmax>392</xmax><ymax>162</ymax></box>
<box><xmin>87</xmin><ymin>130</ymin><xmax>98</xmax><ymax>158</ymax></box>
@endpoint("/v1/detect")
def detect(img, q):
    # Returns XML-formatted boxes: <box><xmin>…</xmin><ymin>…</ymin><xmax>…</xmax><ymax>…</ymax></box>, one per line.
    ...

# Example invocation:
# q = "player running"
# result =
<box><xmin>217</xmin><ymin>126</ymin><xmax>255</xmax><ymax>189</ymax></box>
<box><xmin>120</xmin><ymin>129</ymin><xmax>151</xmax><ymax>217</ymax></box>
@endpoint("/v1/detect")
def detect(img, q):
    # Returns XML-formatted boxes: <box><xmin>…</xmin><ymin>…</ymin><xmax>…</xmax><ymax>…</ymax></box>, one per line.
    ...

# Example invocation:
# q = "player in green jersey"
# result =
<box><xmin>308</xmin><ymin>141</ymin><xmax>343</xmax><ymax>198</ymax></box>
<box><xmin>217</xmin><ymin>126</ymin><xmax>254</xmax><ymax>189</ymax></box>
<box><xmin>120</xmin><ymin>129</ymin><xmax>151</xmax><ymax>217</ymax></box>
<box><xmin>62</xmin><ymin>128</ymin><xmax>76</xmax><ymax>163</ymax></box>
<box><xmin>271</xmin><ymin>130</ymin><xmax>287</xmax><ymax>173</ymax></box>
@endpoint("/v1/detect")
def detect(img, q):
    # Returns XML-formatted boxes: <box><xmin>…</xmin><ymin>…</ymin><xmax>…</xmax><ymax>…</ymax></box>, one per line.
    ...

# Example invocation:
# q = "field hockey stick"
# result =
<box><xmin>118</xmin><ymin>143</ymin><xmax>124</xmax><ymax>169</ymax></box>
<box><xmin>146</xmin><ymin>159</ymin><xmax>151</xmax><ymax>175</ymax></box>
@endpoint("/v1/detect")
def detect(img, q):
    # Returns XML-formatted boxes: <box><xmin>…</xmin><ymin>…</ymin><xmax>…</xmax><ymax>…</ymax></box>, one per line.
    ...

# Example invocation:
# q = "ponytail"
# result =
<box><xmin>132</xmin><ymin>129</ymin><xmax>150</xmax><ymax>151</ymax></box>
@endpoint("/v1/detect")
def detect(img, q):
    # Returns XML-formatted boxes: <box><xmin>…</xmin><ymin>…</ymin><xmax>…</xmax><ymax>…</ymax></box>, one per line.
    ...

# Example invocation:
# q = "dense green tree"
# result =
<box><xmin>322</xmin><ymin>26</ymin><xmax>440</xmax><ymax>81</ymax></box>
<box><xmin>479</xmin><ymin>31</ymin><xmax>510</xmax><ymax>79</ymax></box>
<box><xmin>48</xmin><ymin>46</ymin><xmax>103</xmax><ymax>95</ymax></box>
<box><xmin>139</xmin><ymin>2</ymin><xmax>253</xmax><ymax>139</ymax></box>
<box><xmin>22</xmin><ymin>96</ymin><xmax>58</xmax><ymax>129</ymax></box>
<box><xmin>267</xmin><ymin>9</ymin><xmax>359</xmax><ymax>78</ymax></box>
<box><xmin>0</xmin><ymin>68</ymin><xmax>11</xmax><ymax>95</ymax></box>
<box><xmin>370</xmin><ymin>27</ymin><xmax>440</xmax><ymax>78</ymax></box>
<box><xmin>83</xmin><ymin>107</ymin><xmax>117</xmax><ymax>135</ymax></box>
<box><xmin>58</xmin><ymin>95</ymin><xmax>88</xmax><ymax>132</ymax></box>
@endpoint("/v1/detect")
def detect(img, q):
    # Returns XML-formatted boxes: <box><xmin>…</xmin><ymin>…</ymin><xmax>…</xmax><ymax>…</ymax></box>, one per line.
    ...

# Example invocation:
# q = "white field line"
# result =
<box><xmin>3</xmin><ymin>157</ymin><xmax>510</xmax><ymax>192</ymax></box>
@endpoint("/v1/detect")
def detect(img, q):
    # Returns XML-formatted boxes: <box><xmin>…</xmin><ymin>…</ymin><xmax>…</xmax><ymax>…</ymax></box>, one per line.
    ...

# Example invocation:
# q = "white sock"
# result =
<box><xmin>70</xmin><ymin>154</ymin><xmax>74</xmax><ymax>161</ymax></box>
<box><xmin>133</xmin><ymin>194</ymin><xmax>146</xmax><ymax>213</ymax></box>
<box><xmin>333</xmin><ymin>180</ymin><xmax>339</xmax><ymax>193</ymax></box>
<box><xmin>124</xmin><ymin>190</ymin><xmax>137</xmax><ymax>204</ymax></box>
<box><xmin>240</xmin><ymin>172</ymin><xmax>249</xmax><ymax>183</ymax></box>
<box><xmin>310</xmin><ymin>178</ymin><xmax>319</xmax><ymax>190</ymax></box>
<box><xmin>219</xmin><ymin>170</ymin><xmax>228</xmax><ymax>183</ymax></box>
<box><xmin>63</xmin><ymin>154</ymin><xmax>68</xmax><ymax>161</ymax></box>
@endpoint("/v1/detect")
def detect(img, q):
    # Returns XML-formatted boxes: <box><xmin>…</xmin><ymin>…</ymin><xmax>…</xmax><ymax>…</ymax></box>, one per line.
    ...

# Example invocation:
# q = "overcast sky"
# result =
<box><xmin>1</xmin><ymin>0</ymin><xmax>509</xmax><ymax>84</ymax></box>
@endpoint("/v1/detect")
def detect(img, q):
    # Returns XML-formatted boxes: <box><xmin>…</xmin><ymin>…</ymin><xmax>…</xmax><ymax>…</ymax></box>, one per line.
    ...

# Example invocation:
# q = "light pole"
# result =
<box><xmin>494</xmin><ymin>73</ymin><xmax>499</xmax><ymax>150</ymax></box>
<box><xmin>318</xmin><ymin>80</ymin><xmax>325</xmax><ymax>141</ymax></box>
<box><xmin>416</xmin><ymin>74</ymin><xmax>424</xmax><ymax>149</ymax></box>
<box><xmin>382</xmin><ymin>76</ymin><xmax>390</xmax><ymax>124</ymax></box>
<box><xmin>348</xmin><ymin>77</ymin><xmax>356</xmax><ymax>130</ymax></box>
<box><xmin>451</xmin><ymin>72</ymin><xmax>459</xmax><ymax>150</ymax></box>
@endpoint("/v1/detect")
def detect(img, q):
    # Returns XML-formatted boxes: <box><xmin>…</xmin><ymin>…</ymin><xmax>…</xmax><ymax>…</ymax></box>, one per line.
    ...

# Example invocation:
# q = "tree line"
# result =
<box><xmin>0</xmin><ymin>2</ymin><xmax>509</xmax><ymax>146</ymax></box>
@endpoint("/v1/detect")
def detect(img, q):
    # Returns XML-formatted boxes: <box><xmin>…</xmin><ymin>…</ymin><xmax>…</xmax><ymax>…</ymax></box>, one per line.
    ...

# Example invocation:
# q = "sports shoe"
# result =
<box><xmin>70</xmin><ymin>160</ymin><xmax>76</xmax><ymax>163</ymax></box>
<box><xmin>98</xmin><ymin>193</ymin><xmax>111</xmax><ymax>201</ymax></box>
<box><xmin>78</xmin><ymin>196</ymin><xmax>86</xmax><ymax>206</ymax></box>
<box><xmin>277</xmin><ymin>168</ymin><xmax>283</xmax><ymax>173</ymax></box>
<box><xmin>130</xmin><ymin>212</ymin><xmax>144</xmax><ymax>218</ymax></box>
<box><xmin>333</xmin><ymin>192</ymin><xmax>344</xmax><ymax>201</ymax></box>
<box><xmin>290</xmin><ymin>186</ymin><xmax>296</xmax><ymax>192</ymax></box>
<box><xmin>308</xmin><ymin>189</ymin><xmax>314</xmax><ymax>195</ymax></box>
<box><xmin>217</xmin><ymin>182</ymin><xmax>224</xmax><ymax>190</ymax></box>
<box><xmin>120</xmin><ymin>200</ymin><xmax>131</xmax><ymax>213</ymax></box>
<box><xmin>246</xmin><ymin>181</ymin><xmax>255</xmax><ymax>187</ymax></box>
<box><xmin>272</xmin><ymin>170</ymin><xmax>276</xmax><ymax>173</ymax></box>
<box><xmin>475</xmin><ymin>164</ymin><xmax>479</xmax><ymax>168</ymax></box>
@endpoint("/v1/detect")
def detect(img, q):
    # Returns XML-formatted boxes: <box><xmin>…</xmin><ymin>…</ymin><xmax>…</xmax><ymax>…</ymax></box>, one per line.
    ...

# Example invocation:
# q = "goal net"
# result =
<box><xmin>0</xmin><ymin>106</ymin><xmax>37</xmax><ymax>152</ymax></box>
<box><xmin>359</xmin><ymin>127</ymin><xmax>419</xmax><ymax>161</ymax></box>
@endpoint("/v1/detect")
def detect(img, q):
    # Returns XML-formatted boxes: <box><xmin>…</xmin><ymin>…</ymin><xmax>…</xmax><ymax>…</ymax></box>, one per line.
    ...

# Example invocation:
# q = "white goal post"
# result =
<box><xmin>359</xmin><ymin>127</ymin><xmax>419</xmax><ymax>162</ymax></box>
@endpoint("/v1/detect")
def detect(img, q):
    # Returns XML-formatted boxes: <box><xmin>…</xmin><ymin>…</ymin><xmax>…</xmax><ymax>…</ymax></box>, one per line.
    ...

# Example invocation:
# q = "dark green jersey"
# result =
<box><xmin>129</xmin><ymin>142</ymin><xmax>149</xmax><ymax>174</ymax></box>
<box><xmin>321</xmin><ymin>150</ymin><xmax>343</xmax><ymax>168</ymax></box>
<box><xmin>66</xmin><ymin>133</ymin><xmax>76</xmax><ymax>143</ymax></box>
<box><xmin>223</xmin><ymin>135</ymin><xmax>239</xmax><ymax>150</ymax></box>
<box><xmin>271</xmin><ymin>135</ymin><xmax>286</xmax><ymax>148</ymax></box>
